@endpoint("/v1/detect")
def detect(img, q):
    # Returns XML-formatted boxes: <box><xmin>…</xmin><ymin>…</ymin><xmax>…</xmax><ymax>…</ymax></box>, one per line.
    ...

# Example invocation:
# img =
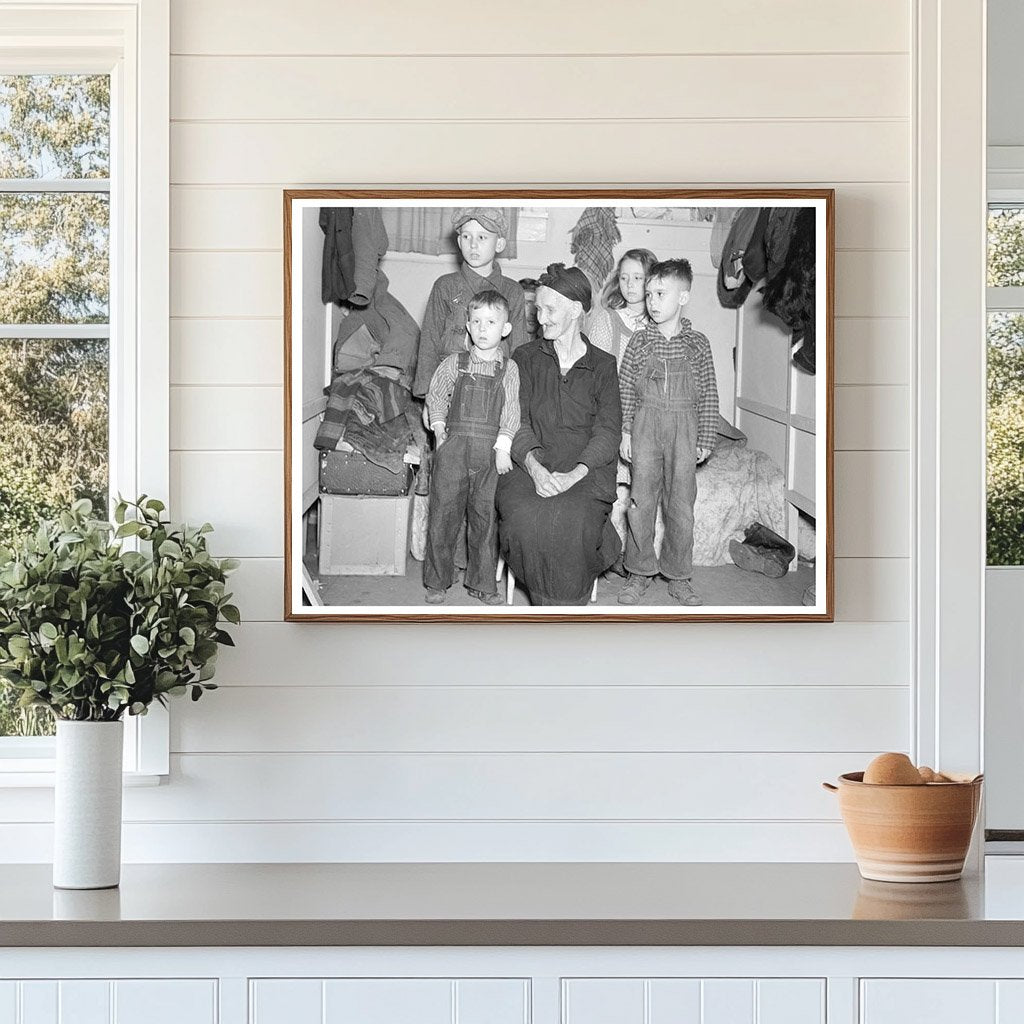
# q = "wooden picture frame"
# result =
<box><xmin>284</xmin><ymin>189</ymin><xmax>834</xmax><ymax>622</ymax></box>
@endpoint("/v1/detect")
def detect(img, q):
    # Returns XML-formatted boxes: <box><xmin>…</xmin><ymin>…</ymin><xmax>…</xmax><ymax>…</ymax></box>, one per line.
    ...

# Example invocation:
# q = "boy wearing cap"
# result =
<box><xmin>617</xmin><ymin>259</ymin><xmax>719</xmax><ymax>607</ymax></box>
<box><xmin>423</xmin><ymin>289</ymin><xmax>521</xmax><ymax>605</ymax></box>
<box><xmin>412</xmin><ymin>208</ymin><xmax>528</xmax><ymax>397</ymax></box>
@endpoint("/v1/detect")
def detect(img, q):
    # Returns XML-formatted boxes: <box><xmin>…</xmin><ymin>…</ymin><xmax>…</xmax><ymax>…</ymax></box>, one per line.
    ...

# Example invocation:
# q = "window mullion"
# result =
<box><xmin>0</xmin><ymin>324</ymin><xmax>111</xmax><ymax>339</ymax></box>
<box><xmin>0</xmin><ymin>178</ymin><xmax>109</xmax><ymax>193</ymax></box>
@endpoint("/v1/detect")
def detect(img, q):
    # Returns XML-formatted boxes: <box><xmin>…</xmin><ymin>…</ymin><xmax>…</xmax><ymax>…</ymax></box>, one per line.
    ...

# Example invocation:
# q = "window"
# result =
<box><xmin>0</xmin><ymin>74</ymin><xmax>111</xmax><ymax>739</ymax></box>
<box><xmin>0</xmin><ymin>3</ymin><xmax>169</xmax><ymax>777</ymax></box>
<box><xmin>986</xmin><ymin>205</ymin><xmax>1024</xmax><ymax>565</ymax></box>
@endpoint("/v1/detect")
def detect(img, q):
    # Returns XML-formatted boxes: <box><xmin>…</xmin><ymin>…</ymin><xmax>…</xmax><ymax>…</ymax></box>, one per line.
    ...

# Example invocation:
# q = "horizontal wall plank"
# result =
<box><xmin>114</xmin><ymin>752</ymin><xmax>865</xmax><ymax>821</ymax></box>
<box><xmin>170</xmin><ymin>451</ymin><xmax>282</xmax><ymax>556</ymax></box>
<box><xmin>171</xmin><ymin>319</ymin><xmax>284</xmax><ymax>386</ymax></box>
<box><xmin>170</xmin><ymin>0</ymin><xmax>909</xmax><ymax>56</ymax></box>
<box><xmin>833</xmin><ymin>558</ymin><xmax>910</xmax><ymax>622</ymax></box>
<box><xmin>168</xmin><ymin>383</ymin><xmax>906</xmax><ymax>453</ymax></box>
<box><xmin>171</xmin><ymin>385</ymin><xmax>282</xmax><ymax>450</ymax></box>
<box><xmin>834</xmin><ymin>385</ymin><xmax>910</xmax><ymax>450</ymax></box>
<box><xmin>834</xmin><ymin>451</ymin><xmax>910</xmax><ymax>557</ymax></box>
<box><xmin>170</xmin><ymin>121</ymin><xmax>909</xmax><ymax>186</ymax></box>
<box><xmin>171</xmin><ymin>54</ymin><xmax>909</xmax><ymax>122</ymax></box>
<box><xmin>170</xmin><ymin>250</ymin><xmax>909</xmax><ymax>319</ymax></box>
<box><xmin>228</xmin><ymin>556</ymin><xmax>908</xmax><ymax>624</ymax></box>
<box><xmin>835</xmin><ymin>250</ymin><xmax>909</xmax><ymax>318</ymax></box>
<box><xmin>834</xmin><ymin>318</ymin><xmax>909</xmax><ymax>385</ymax></box>
<box><xmin>171</xmin><ymin>183</ymin><xmax>909</xmax><ymax>252</ymax></box>
<box><xmin>210</xmin><ymin>621</ymin><xmax>910</xmax><ymax>687</ymax></box>
<box><xmin>168</xmin><ymin>313</ymin><xmax>911</xmax><ymax>391</ymax></box>
<box><xmin>170</xmin><ymin>448</ymin><xmax>906</xmax><ymax>559</ymax></box>
<box><xmin>171</xmin><ymin>684</ymin><xmax>909</xmax><ymax>754</ymax></box>
<box><xmin>0</xmin><ymin>821</ymin><xmax>857</xmax><ymax>863</ymax></box>
<box><xmin>227</xmin><ymin>557</ymin><xmax>284</xmax><ymax>620</ymax></box>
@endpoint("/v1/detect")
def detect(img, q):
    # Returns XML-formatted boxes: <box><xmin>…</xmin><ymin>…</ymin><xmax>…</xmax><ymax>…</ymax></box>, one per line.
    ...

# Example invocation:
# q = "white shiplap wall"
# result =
<box><xmin>4</xmin><ymin>0</ymin><xmax>916</xmax><ymax>862</ymax></box>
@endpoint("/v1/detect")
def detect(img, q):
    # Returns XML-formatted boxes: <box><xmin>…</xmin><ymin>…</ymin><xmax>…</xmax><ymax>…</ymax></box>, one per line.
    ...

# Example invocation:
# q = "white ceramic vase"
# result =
<box><xmin>53</xmin><ymin>719</ymin><xmax>124</xmax><ymax>889</ymax></box>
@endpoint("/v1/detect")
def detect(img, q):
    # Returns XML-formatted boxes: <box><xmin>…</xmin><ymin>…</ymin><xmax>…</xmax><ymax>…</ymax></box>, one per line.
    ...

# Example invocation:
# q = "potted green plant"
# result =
<box><xmin>0</xmin><ymin>497</ymin><xmax>239</xmax><ymax>889</ymax></box>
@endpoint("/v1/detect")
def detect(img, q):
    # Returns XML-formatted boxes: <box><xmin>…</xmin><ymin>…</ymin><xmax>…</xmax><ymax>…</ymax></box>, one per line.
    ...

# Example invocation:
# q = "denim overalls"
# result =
<box><xmin>624</xmin><ymin>350</ymin><xmax>700</xmax><ymax>580</ymax></box>
<box><xmin>423</xmin><ymin>353</ymin><xmax>507</xmax><ymax>595</ymax></box>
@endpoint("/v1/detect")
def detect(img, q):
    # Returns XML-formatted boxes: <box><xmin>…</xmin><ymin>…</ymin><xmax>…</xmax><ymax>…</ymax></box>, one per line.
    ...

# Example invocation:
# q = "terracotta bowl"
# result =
<box><xmin>823</xmin><ymin>771</ymin><xmax>983</xmax><ymax>883</ymax></box>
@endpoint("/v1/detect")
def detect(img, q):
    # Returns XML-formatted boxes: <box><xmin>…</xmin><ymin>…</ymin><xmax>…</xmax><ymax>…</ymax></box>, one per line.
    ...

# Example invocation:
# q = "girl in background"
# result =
<box><xmin>586</xmin><ymin>248</ymin><xmax>658</xmax><ymax>368</ymax></box>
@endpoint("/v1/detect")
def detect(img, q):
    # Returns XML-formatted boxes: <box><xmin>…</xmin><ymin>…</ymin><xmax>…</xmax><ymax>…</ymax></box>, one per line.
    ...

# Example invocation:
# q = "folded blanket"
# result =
<box><xmin>314</xmin><ymin>367</ymin><xmax>415</xmax><ymax>474</ymax></box>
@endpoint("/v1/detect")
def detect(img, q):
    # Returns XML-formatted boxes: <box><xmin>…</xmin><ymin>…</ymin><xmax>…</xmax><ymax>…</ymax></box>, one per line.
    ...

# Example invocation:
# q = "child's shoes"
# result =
<box><xmin>667</xmin><ymin>578</ymin><xmax>702</xmax><ymax>606</ymax></box>
<box><xmin>468</xmin><ymin>588</ymin><xmax>505</xmax><ymax>606</ymax></box>
<box><xmin>424</xmin><ymin>588</ymin><xmax>447</xmax><ymax>604</ymax></box>
<box><xmin>617</xmin><ymin>573</ymin><xmax>652</xmax><ymax>605</ymax></box>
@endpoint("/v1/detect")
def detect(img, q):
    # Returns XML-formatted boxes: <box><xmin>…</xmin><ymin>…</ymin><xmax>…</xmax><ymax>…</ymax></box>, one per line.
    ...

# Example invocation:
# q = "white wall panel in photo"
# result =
<box><xmin>171</xmin><ymin>684</ymin><xmax>909</xmax><ymax>755</ymax></box>
<box><xmin>170</xmin><ymin>319</ymin><xmax>283</xmax><ymax>386</ymax></box>
<box><xmin>170</xmin><ymin>184</ymin><xmax>910</xmax><ymax>254</ymax></box>
<box><xmin>170</xmin><ymin>121</ymin><xmax>909</xmax><ymax>187</ymax></box>
<box><xmin>170</xmin><ymin>0</ymin><xmax>910</xmax><ymax>55</ymax></box>
<box><xmin>170</xmin><ymin>452</ymin><xmax>282</xmax><ymax>558</ymax></box>
<box><xmin>170</xmin><ymin>386</ymin><xmax>281</xmax><ymax>451</ymax></box>
<box><xmin>171</xmin><ymin>55</ymin><xmax>908</xmax><ymax>122</ymax></box>
<box><xmin>834</xmin><ymin>319</ymin><xmax>909</xmax><ymax>386</ymax></box>
<box><xmin>212</xmin><ymin>621</ymin><xmax>910</xmax><ymax>687</ymax></box>
<box><xmin>124</xmin><ymin>751</ymin><xmax>868</xmax><ymax>822</ymax></box>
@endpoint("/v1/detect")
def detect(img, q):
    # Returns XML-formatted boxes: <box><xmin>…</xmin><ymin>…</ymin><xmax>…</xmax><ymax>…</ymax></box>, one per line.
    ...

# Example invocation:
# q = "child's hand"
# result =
<box><xmin>696</xmin><ymin>446</ymin><xmax>711</xmax><ymax>464</ymax></box>
<box><xmin>432</xmin><ymin>423</ymin><xmax>447</xmax><ymax>446</ymax></box>
<box><xmin>495</xmin><ymin>449</ymin><xmax>512</xmax><ymax>475</ymax></box>
<box><xmin>619</xmin><ymin>433</ymin><xmax>632</xmax><ymax>462</ymax></box>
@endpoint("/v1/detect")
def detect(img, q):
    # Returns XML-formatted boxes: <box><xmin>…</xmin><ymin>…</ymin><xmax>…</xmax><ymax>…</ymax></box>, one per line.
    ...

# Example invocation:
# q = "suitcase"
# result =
<box><xmin>319</xmin><ymin>449</ymin><xmax>412</xmax><ymax>496</ymax></box>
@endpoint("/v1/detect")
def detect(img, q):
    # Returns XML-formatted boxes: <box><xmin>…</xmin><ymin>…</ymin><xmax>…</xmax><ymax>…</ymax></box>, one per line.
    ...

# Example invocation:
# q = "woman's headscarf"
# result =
<box><xmin>538</xmin><ymin>262</ymin><xmax>592</xmax><ymax>313</ymax></box>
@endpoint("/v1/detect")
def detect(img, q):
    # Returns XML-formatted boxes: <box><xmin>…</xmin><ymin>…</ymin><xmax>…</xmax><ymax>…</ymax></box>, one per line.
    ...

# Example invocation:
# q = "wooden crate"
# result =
<box><xmin>317</xmin><ymin>493</ymin><xmax>414</xmax><ymax>576</ymax></box>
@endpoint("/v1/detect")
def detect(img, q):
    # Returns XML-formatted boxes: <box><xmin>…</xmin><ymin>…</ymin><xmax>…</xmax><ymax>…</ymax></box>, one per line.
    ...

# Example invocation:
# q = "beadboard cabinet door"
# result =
<box><xmin>562</xmin><ymin>978</ymin><xmax>825</xmax><ymax>1024</ymax></box>
<box><xmin>0</xmin><ymin>980</ymin><xmax>217</xmax><ymax>1024</ymax></box>
<box><xmin>860</xmin><ymin>979</ymin><xmax>1024</xmax><ymax>1024</ymax></box>
<box><xmin>249</xmin><ymin>978</ymin><xmax>529</xmax><ymax>1024</ymax></box>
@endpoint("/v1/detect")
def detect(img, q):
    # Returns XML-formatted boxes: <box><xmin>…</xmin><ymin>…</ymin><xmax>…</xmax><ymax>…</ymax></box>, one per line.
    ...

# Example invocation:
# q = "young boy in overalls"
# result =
<box><xmin>423</xmin><ymin>290</ymin><xmax>521</xmax><ymax>605</ymax></box>
<box><xmin>617</xmin><ymin>259</ymin><xmax>720</xmax><ymax>606</ymax></box>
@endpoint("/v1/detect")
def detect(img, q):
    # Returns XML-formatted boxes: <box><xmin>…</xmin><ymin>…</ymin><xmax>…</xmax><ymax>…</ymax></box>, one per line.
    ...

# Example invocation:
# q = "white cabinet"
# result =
<box><xmin>0</xmin><ymin>980</ymin><xmax>217</xmax><ymax>1024</ymax></box>
<box><xmin>860</xmin><ymin>980</ymin><xmax>1024</xmax><ymax>1024</ymax></box>
<box><xmin>249</xmin><ymin>978</ymin><xmax>529</xmax><ymax>1024</ymax></box>
<box><xmin>562</xmin><ymin>978</ymin><xmax>825</xmax><ymax>1024</ymax></box>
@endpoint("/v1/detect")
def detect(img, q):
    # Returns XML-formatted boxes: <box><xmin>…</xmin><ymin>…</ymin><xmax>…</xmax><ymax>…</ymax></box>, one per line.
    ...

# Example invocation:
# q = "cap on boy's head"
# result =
<box><xmin>538</xmin><ymin>262</ymin><xmax>592</xmax><ymax>313</ymax></box>
<box><xmin>452</xmin><ymin>207</ymin><xmax>509</xmax><ymax>239</ymax></box>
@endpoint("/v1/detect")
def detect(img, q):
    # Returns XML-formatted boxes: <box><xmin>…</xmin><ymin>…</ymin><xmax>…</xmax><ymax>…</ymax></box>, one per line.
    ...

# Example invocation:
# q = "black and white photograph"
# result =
<box><xmin>285</xmin><ymin>192</ymin><xmax>833</xmax><ymax>621</ymax></box>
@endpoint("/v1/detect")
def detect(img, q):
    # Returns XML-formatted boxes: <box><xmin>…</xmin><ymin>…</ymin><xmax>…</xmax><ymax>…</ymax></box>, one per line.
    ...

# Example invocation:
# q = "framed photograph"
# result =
<box><xmin>284</xmin><ymin>190</ymin><xmax>834</xmax><ymax>622</ymax></box>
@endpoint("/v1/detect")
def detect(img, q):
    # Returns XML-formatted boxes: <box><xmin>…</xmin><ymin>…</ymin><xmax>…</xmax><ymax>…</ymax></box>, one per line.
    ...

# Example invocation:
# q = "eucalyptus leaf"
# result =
<box><xmin>0</xmin><ymin>496</ymin><xmax>237</xmax><ymax>721</ymax></box>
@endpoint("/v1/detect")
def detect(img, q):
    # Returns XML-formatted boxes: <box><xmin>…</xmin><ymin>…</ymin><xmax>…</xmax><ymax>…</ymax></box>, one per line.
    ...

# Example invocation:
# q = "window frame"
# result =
<box><xmin>0</xmin><ymin>0</ymin><xmax>169</xmax><ymax>782</ymax></box>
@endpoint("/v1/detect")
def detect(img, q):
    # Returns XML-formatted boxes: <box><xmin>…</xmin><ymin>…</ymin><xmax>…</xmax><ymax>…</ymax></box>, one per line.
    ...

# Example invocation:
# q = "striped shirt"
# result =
<box><xmin>412</xmin><ymin>263</ymin><xmax>527</xmax><ymax>396</ymax></box>
<box><xmin>619</xmin><ymin>318</ymin><xmax>719</xmax><ymax>452</ymax></box>
<box><xmin>426</xmin><ymin>351</ymin><xmax>521</xmax><ymax>452</ymax></box>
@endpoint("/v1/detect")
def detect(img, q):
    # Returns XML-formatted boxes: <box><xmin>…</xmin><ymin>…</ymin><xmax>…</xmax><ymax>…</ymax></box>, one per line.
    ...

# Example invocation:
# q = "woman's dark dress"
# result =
<box><xmin>496</xmin><ymin>335</ymin><xmax>622</xmax><ymax>605</ymax></box>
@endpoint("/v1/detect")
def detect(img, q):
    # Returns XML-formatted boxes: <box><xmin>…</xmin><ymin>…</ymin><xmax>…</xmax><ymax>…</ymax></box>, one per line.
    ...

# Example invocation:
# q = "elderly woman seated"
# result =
<box><xmin>496</xmin><ymin>264</ymin><xmax>622</xmax><ymax>605</ymax></box>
